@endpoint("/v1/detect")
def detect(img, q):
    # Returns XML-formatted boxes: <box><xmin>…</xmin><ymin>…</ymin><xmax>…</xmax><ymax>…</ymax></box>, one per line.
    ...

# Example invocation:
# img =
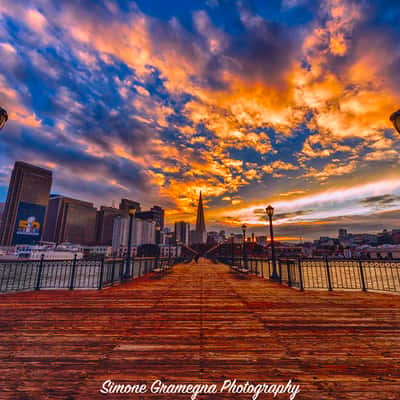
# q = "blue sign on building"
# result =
<box><xmin>12</xmin><ymin>202</ymin><xmax>46</xmax><ymax>245</ymax></box>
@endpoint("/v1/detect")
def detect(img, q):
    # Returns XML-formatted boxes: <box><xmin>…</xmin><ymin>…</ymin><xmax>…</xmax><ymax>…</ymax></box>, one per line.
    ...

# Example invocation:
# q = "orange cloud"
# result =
<box><xmin>3</xmin><ymin>0</ymin><xmax>400</xmax><ymax>229</ymax></box>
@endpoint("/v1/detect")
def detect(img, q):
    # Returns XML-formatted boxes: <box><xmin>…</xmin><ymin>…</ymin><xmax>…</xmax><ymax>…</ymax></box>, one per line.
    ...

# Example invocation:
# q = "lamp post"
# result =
<box><xmin>242</xmin><ymin>224</ymin><xmax>248</xmax><ymax>269</ymax></box>
<box><xmin>125</xmin><ymin>208</ymin><xmax>136</xmax><ymax>279</ymax></box>
<box><xmin>390</xmin><ymin>109</ymin><xmax>400</xmax><ymax>134</ymax></box>
<box><xmin>264</xmin><ymin>234</ymin><xmax>268</xmax><ymax>257</ymax></box>
<box><xmin>155</xmin><ymin>225</ymin><xmax>161</xmax><ymax>253</ymax></box>
<box><xmin>0</xmin><ymin>107</ymin><xmax>8</xmax><ymax>130</ymax></box>
<box><xmin>266</xmin><ymin>205</ymin><xmax>279</xmax><ymax>280</ymax></box>
<box><xmin>155</xmin><ymin>224</ymin><xmax>161</xmax><ymax>245</ymax></box>
<box><xmin>167</xmin><ymin>232</ymin><xmax>173</xmax><ymax>266</ymax></box>
<box><xmin>155</xmin><ymin>225</ymin><xmax>161</xmax><ymax>269</ymax></box>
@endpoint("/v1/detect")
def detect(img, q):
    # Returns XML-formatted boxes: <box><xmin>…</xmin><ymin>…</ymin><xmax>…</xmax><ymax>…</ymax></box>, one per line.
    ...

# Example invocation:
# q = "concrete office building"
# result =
<box><xmin>136</xmin><ymin>205</ymin><xmax>165</xmax><ymax>244</ymax></box>
<box><xmin>0</xmin><ymin>162</ymin><xmax>52</xmax><ymax>246</ymax></box>
<box><xmin>43</xmin><ymin>196</ymin><xmax>97</xmax><ymax>245</ymax></box>
<box><xmin>96</xmin><ymin>206</ymin><xmax>127</xmax><ymax>245</ymax></box>
<box><xmin>174</xmin><ymin>221</ymin><xmax>190</xmax><ymax>245</ymax></box>
<box><xmin>0</xmin><ymin>203</ymin><xmax>4</xmax><ymax>233</ymax></box>
<box><xmin>119</xmin><ymin>199</ymin><xmax>141</xmax><ymax>212</ymax></box>
<box><xmin>112</xmin><ymin>216</ymin><xmax>156</xmax><ymax>255</ymax></box>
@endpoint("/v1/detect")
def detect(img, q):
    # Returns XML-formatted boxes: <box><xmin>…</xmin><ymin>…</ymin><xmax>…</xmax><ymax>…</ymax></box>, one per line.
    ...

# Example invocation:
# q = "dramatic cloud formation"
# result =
<box><xmin>0</xmin><ymin>0</ymin><xmax>400</xmax><ymax>238</ymax></box>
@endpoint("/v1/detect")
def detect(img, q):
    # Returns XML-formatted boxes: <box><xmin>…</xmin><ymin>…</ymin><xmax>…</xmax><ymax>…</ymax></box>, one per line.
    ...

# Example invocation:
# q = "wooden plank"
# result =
<box><xmin>0</xmin><ymin>259</ymin><xmax>399</xmax><ymax>399</ymax></box>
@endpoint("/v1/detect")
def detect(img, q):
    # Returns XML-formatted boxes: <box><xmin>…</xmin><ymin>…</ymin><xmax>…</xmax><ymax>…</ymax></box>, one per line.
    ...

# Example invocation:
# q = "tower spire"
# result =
<box><xmin>193</xmin><ymin>191</ymin><xmax>207</xmax><ymax>244</ymax></box>
<box><xmin>196</xmin><ymin>191</ymin><xmax>206</xmax><ymax>232</ymax></box>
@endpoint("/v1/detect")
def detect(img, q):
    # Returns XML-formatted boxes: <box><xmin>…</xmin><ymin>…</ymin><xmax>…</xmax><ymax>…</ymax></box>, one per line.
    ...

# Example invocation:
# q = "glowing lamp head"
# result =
<box><xmin>0</xmin><ymin>107</ymin><xmax>8</xmax><ymax>130</ymax></box>
<box><xmin>390</xmin><ymin>109</ymin><xmax>400</xmax><ymax>134</ymax></box>
<box><xmin>266</xmin><ymin>205</ymin><xmax>274</xmax><ymax>218</ymax></box>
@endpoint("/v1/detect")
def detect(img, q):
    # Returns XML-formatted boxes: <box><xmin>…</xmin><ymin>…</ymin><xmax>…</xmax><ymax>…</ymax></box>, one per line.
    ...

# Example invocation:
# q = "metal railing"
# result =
<box><xmin>0</xmin><ymin>256</ymin><xmax>183</xmax><ymax>293</ymax></box>
<box><xmin>216</xmin><ymin>256</ymin><xmax>400</xmax><ymax>293</ymax></box>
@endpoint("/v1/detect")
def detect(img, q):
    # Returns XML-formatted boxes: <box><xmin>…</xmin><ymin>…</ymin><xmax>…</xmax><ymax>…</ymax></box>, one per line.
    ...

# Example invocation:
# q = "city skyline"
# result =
<box><xmin>2</xmin><ymin>159</ymin><xmax>400</xmax><ymax>243</ymax></box>
<box><xmin>1</xmin><ymin>1</ymin><xmax>400</xmax><ymax>239</ymax></box>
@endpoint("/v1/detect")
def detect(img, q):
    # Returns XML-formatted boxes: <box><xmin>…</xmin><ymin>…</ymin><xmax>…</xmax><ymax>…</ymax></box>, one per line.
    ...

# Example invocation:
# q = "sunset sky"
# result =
<box><xmin>1</xmin><ymin>0</ymin><xmax>400</xmax><ymax>239</ymax></box>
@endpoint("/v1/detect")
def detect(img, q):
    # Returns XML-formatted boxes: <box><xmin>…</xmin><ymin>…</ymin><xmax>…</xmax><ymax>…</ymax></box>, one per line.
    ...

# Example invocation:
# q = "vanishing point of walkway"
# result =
<box><xmin>1</xmin><ymin>260</ymin><xmax>399</xmax><ymax>400</ymax></box>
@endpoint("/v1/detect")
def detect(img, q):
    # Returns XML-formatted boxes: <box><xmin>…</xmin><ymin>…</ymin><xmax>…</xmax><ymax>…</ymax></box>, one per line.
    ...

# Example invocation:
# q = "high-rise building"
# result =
<box><xmin>119</xmin><ymin>199</ymin><xmax>141</xmax><ymax>212</ymax></box>
<box><xmin>196</xmin><ymin>191</ymin><xmax>206</xmax><ymax>232</ymax></box>
<box><xmin>207</xmin><ymin>231</ymin><xmax>219</xmax><ymax>245</ymax></box>
<box><xmin>96</xmin><ymin>206</ymin><xmax>127</xmax><ymax>245</ymax></box>
<box><xmin>0</xmin><ymin>161</ymin><xmax>52</xmax><ymax>246</ymax></box>
<box><xmin>191</xmin><ymin>191</ymin><xmax>207</xmax><ymax>244</ymax></box>
<box><xmin>112</xmin><ymin>216</ymin><xmax>156</xmax><ymax>254</ymax></box>
<box><xmin>136</xmin><ymin>205</ymin><xmax>165</xmax><ymax>244</ymax></box>
<box><xmin>338</xmin><ymin>229</ymin><xmax>348</xmax><ymax>241</ymax></box>
<box><xmin>136</xmin><ymin>206</ymin><xmax>164</xmax><ymax>227</ymax></box>
<box><xmin>0</xmin><ymin>202</ymin><xmax>4</xmax><ymax>233</ymax></box>
<box><xmin>174</xmin><ymin>221</ymin><xmax>190</xmax><ymax>245</ymax></box>
<box><xmin>150</xmin><ymin>205</ymin><xmax>165</xmax><ymax>229</ymax></box>
<box><xmin>43</xmin><ymin>196</ymin><xmax>97</xmax><ymax>245</ymax></box>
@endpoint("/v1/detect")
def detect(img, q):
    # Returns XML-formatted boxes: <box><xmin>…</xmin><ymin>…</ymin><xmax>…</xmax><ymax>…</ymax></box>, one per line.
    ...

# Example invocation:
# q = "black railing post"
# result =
<box><xmin>278</xmin><ymin>259</ymin><xmax>282</xmax><ymax>284</ymax></box>
<box><xmin>111</xmin><ymin>258</ymin><xmax>116</xmax><ymax>286</ymax></box>
<box><xmin>35</xmin><ymin>254</ymin><xmax>45</xmax><ymax>290</ymax></box>
<box><xmin>98</xmin><ymin>256</ymin><xmax>105</xmax><ymax>290</ymax></box>
<box><xmin>298</xmin><ymin>257</ymin><xmax>304</xmax><ymax>291</ymax></box>
<box><xmin>120</xmin><ymin>258</ymin><xmax>124</xmax><ymax>282</ymax></box>
<box><xmin>325</xmin><ymin>256</ymin><xmax>333</xmax><ymax>291</ymax></box>
<box><xmin>69</xmin><ymin>254</ymin><xmax>77</xmax><ymax>290</ymax></box>
<box><xmin>287</xmin><ymin>261</ymin><xmax>292</xmax><ymax>288</ymax></box>
<box><xmin>359</xmin><ymin>259</ymin><xmax>367</xmax><ymax>292</ymax></box>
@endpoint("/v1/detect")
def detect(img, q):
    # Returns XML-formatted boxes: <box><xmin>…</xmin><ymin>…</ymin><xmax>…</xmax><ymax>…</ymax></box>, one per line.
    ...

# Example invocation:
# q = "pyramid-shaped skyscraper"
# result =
<box><xmin>192</xmin><ymin>191</ymin><xmax>207</xmax><ymax>244</ymax></box>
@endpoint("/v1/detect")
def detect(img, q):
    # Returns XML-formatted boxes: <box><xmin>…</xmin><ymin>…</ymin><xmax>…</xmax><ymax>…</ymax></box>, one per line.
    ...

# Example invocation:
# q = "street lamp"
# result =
<box><xmin>241</xmin><ymin>224</ymin><xmax>248</xmax><ymax>269</ymax></box>
<box><xmin>155</xmin><ymin>225</ymin><xmax>162</xmax><ymax>270</ymax></box>
<box><xmin>266</xmin><ymin>205</ymin><xmax>279</xmax><ymax>280</ymax></box>
<box><xmin>0</xmin><ymin>107</ymin><xmax>8</xmax><ymax>130</ymax></box>
<box><xmin>390</xmin><ymin>109</ymin><xmax>400</xmax><ymax>134</ymax></box>
<box><xmin>125</xmin><ymin>208</ymin><xmax>136</xmax><ymax>279</ymax></box>
<box><xmin>155</xmin><ymin>224</ymin><xmax>161</xmax><ymax>245</ymax></box>
<box><xmin>167</xmin><ymin>232</ymin><xmax>173</xmax><ymax>266</ymax></box>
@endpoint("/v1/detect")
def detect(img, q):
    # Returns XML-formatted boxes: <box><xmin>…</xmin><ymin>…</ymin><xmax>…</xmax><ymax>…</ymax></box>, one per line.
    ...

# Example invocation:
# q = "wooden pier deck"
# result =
<box><xmin>0</xmin><ymin>259</ymin><xmax>399</xmax><ymax>399</ymax></box>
